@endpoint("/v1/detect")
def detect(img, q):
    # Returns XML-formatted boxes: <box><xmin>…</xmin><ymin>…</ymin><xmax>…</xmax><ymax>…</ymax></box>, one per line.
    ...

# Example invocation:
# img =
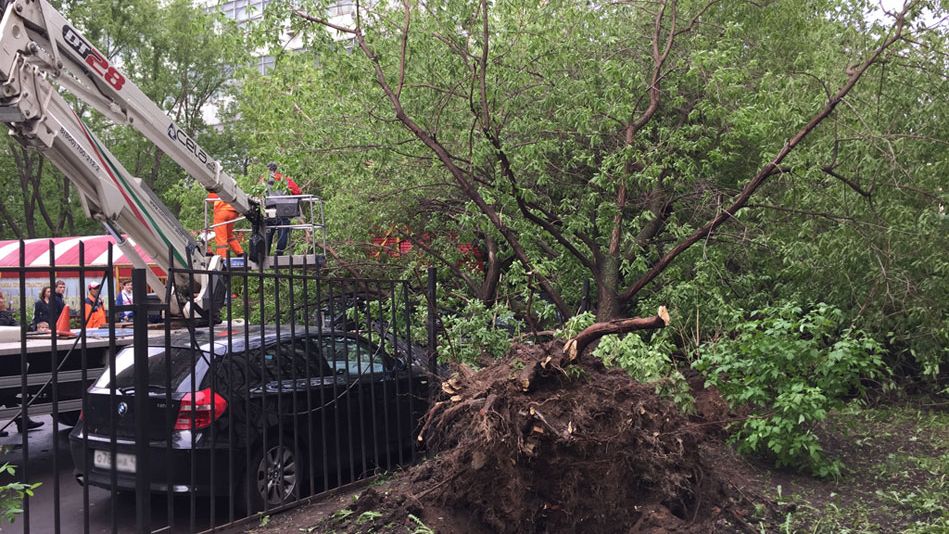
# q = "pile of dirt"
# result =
<box><xmin>318</xmin><ymin>341</ymin><xmax>765</xmax><ymax>533</ymax></box>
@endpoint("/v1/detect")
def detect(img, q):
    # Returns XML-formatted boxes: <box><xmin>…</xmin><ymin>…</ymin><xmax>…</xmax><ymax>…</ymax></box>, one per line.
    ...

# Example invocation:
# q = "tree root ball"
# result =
<box><xmin>327</xmin><ymin>341</ymin><xmax>758</xmax><ymax>533</ymax></box>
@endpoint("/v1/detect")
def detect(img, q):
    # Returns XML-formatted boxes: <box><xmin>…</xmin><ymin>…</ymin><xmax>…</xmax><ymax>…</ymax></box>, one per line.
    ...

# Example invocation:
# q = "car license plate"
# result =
<box><xmin>93</xmin><ymin>450</ymin><xmax>136</xmax><ymax>473</ymax></box>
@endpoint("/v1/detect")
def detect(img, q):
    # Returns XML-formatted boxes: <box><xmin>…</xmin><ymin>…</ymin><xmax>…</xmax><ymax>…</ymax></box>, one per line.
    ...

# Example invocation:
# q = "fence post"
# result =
<box><xmin>426</xmin><ymin>267</ymin><xmax>437</xmax><ymax>376</ymax></box>
<box><xmin>131</xmin><ymin>268</ymin><xmax>151</xmax><ymax>532</ymax></box>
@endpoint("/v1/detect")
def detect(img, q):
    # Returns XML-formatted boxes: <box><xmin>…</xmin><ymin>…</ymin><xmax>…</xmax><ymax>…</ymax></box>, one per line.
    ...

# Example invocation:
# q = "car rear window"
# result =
<box><xmin>94</xmin><ymin>345</ymin><xmax>208</xmax><ymax>391</ymax></box>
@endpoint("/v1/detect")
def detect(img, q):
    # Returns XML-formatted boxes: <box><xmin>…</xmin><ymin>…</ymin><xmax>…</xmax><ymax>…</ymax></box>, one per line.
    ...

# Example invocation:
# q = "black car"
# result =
<box><xmin>69</xmin><ymin>324</ymin><xmax>429</xmax><ymax>512</ymax></box>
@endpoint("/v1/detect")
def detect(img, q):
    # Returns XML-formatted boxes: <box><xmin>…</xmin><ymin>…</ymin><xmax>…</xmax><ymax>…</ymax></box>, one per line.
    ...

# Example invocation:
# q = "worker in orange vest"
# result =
<box><xmin>83</xmin><ymin>281</ymin><xmax>107</xmax><ymax>329</ymax></box>
<box><xmin>208</xmin><ymin>192</ymin><xmax>245</xmax><ymax>257</ymax></box>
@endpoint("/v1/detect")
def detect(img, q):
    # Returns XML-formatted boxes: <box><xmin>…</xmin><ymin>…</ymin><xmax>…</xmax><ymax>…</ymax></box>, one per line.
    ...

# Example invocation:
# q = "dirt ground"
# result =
<box><xmin>245</xmin><ymin>342</ymin><xmax>948</xmax><ymax>533</ymax></box>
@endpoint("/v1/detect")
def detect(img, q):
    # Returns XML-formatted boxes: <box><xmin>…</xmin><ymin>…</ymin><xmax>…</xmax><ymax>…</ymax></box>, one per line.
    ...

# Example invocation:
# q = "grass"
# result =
<box><xmin>761</xmin><ymin>400</ymin><xmax>949</xmax><ymax>533</ymax></box>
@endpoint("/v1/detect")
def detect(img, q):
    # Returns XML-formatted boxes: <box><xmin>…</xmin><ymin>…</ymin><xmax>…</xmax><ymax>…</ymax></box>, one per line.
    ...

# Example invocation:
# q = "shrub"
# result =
<box><xmin>0</xmin><ymin>462</ymin><xmax>40</xmax><ymax>522</ymax></box>
<box><xmin>438</xmin><ymin>300</ymin><xmax>522</xmax><ymax>365</ymax></box>
<box><xmin>594</xmin><ymin>332</ymin><xmax>694</xmax><ymax>411</ymax></box>
<box><xmin>694</xmin><ymin>302</ymin><xmax>885</xmax><ymax>477</ymax></box>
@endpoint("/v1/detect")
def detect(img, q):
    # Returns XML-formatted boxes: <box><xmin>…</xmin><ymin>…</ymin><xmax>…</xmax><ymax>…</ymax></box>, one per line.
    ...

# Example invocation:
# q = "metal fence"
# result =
<box><xmin>0</xmin><ymin>241</ymin><xmax>435</xmax><ymax>533</ymax></box>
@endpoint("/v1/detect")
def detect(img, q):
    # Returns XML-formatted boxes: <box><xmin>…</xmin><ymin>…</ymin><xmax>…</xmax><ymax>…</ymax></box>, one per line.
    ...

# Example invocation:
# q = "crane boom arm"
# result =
<box><xmin>0</xmin><ymin>0</ymin><xmax>263</xmax><ymax>316</ymax></box>
<box><xmin>0</xmin><ymin>0</ymin><xmax>256</xmax><ymax>214</ymax></box>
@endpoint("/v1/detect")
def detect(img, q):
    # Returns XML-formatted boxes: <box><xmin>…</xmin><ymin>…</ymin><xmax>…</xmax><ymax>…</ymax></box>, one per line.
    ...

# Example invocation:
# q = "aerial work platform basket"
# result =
<box><xmin>202</xmin><ymin>193</ymin><xmax>327</xmax><ymax>270</ymax></box>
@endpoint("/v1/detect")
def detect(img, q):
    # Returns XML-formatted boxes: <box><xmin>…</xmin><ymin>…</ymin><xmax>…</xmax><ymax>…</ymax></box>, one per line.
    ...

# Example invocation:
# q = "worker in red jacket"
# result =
<box><xmin>265</xmin><ymin>162</ymin><xmax>302</xmax><ymax>255</ymax></box>
<box><xmin>208</xmin><ymin>192</ymin><xmax>244</xmax><ymax>257</ymax></box>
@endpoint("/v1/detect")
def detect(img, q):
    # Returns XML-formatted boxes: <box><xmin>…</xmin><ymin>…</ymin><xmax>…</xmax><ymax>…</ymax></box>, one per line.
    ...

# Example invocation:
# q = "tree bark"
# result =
<box><xmin>595</xmin><ymin>255</ymin><xmax>622</xmax><ymax>321</ymax></box>
<box><xmin>479</xmin><ymin>234</ymin><xmax>502</xmax><ymax>305</ymax></box>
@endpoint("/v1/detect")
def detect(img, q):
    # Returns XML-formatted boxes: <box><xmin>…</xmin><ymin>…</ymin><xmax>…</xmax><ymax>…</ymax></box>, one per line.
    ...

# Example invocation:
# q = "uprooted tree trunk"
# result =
<box><xmin>501</xmin><ymin>306</ymin><xmax>673</xmax><ymax>392</ymax></box>
<box><xmin>402</xmin><ymin>340</ymin><xmax>755</xmax><ymax>533</ymax></box>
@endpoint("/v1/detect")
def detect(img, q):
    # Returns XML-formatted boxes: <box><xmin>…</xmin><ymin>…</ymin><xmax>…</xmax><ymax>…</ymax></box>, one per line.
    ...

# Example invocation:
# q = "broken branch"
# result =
<box><xmin>564</xmin><ymin>306</ymin><xmax>670</xmax><ymax>361</ymax></box>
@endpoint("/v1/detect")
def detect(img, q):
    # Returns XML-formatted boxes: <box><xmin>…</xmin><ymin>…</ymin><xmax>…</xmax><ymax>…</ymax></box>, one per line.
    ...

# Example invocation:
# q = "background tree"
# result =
<box><xmin>229</xmin><ymin>0</ymin><xmax>944</xmax><ymax>376</ymax></box>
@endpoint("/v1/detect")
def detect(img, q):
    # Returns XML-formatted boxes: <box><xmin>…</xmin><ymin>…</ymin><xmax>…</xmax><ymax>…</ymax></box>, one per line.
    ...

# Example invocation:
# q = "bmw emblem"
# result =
<box><xmin>117</xmin><ymin>402</ymin><xmax>128</xmax><ymax>417</ymax></box>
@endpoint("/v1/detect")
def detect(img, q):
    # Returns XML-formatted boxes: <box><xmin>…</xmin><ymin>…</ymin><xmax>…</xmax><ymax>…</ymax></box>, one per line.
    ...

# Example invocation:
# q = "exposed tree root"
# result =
<box><xmin>318</xmin><ymin>341</ymin><xmax>767</xmax><ymax>533</ymax></box>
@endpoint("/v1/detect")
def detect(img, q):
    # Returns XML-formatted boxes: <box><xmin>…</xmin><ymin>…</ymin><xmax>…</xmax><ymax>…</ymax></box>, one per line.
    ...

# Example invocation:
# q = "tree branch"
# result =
<box><xmin>296</xmin><ymin>4</ymin><xmax>572</xmax><ymax>321</ymax></box>
<box><xmin>619</xmin><ymin>5</ymin><xmax>912</xmax><ymax>303</ymax></box>
<box><xmin>294</xmin><ymin>9</ymin><xmax>357</xmax><ymax>35</ymax></box>
<box><xmin>0</xmin><ymin>197</ymin><xmax>23</xmax><ymax>239</ymax></box>
<box><xmin>563</xmin><ymin>306</ymin><xmax>670</xmax><ymax>361</ymax></box>
<box><xmin>821</xmin><ymin>166</ymin><xmax>872</xmax><ymax>199</ymax></box>
<box><xmin>744</xmin><ymin>203</ymin><xmax>859</xmax><ymax>223</ymax></box>
<box><xmin>397</xmin><ymin>0</ymin><xmax>411</xmax><ymax>98</ymax></box>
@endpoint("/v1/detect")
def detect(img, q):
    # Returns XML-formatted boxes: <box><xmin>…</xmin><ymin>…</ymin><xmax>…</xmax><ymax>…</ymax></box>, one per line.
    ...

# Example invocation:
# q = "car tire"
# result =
<box><xmin>54</xmin><ymin>410</ymin><xmax>81</xmax><ymax>427</ymax></box>
<box><xmin>238</xmin><ymin>434</ymin><xmax>306</xmax><ymax>516</ymax></box>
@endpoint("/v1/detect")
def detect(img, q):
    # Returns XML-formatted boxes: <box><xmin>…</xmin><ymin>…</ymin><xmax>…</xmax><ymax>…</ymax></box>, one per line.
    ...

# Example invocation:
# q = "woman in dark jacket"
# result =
<box><xmin>32</xmin><ymin>286</ymin><xmax>51</xmax><ymax>330</ymax></box>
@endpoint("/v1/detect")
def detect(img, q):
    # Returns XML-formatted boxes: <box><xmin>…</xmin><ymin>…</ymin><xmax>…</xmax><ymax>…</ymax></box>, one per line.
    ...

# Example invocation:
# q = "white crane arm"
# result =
<box><xmin>0</xmin><ymin>0</ymin><xmax>263</xmax><ymax>317</ymax></box>
<box><xmin>0</xmin><ymin>0</ymin><xmax>257</xmax><ymax>213</ymax></box>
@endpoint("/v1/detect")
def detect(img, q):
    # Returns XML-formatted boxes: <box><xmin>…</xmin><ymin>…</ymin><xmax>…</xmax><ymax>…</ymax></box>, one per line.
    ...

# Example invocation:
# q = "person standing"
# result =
<box><xmin>115</xmin><ymin>279</ymin><xmax>134</xmax><ymax>322</ymax></box>
<box><xmin>83</xmin><ymin>282</ymin><xmax>107</xmax><ymax>329</ymax></box>
<box><xmin>31</xmin><ymin>286</ymin><xmax>51</xmax><ymax>331</ymax></box>
<box><xmin>208</xmin><ymin>192</ymin><xmax>245</xmax><ymax>257</ymax></box>
<box><xmin>265</xmin><ymin>162</ymin><xmax>302</xmax><ymax>256</ymax></box>
<box><xmin>49</xmin><ymin>279</ymin><xmax>67</xmax><ymax>325</ymax></box>
<box><xmin>0</xmin><ymin>293</ymin><xmax>16</xmax><ymax>327</ymax></box>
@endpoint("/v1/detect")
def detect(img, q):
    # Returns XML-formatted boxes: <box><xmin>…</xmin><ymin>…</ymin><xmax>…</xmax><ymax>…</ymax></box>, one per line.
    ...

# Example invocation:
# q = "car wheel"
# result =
<box><xmin>240</xmin><ymin>437</ymin><xmax>305</xmax><ymax>515</ymax></box>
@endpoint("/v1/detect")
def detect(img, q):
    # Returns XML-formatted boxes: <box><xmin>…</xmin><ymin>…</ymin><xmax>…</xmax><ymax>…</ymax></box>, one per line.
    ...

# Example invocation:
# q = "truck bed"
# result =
<box><xmin>0</xmin><ymin>328</ymin><xmax>167</xmax><ymax>421</ymax></box>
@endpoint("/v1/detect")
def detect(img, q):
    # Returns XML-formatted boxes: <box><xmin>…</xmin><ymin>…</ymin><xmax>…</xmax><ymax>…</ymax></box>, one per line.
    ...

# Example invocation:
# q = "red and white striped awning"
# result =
<box><xmin>0</xmin><ymin>235</ymin><xmax>157</xmax><ymax>268</ymax></box>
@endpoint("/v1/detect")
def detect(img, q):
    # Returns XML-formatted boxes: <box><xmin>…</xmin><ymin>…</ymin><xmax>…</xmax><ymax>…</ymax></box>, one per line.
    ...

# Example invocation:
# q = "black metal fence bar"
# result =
<box><xmin>79</xmin><ymin>243</ymin><xmax>90</xmax><ymax>534</ymax></box>
<box><xmin>163</xmin><ymin>247</ymin><xmax>176</xmax><ymax>532</ymax></box>
<box><xmin>47</xmin><ymin>243</ymin><xmax>60</xmax><ymax>534</ymax></box>
<box><xmin>132</xmin><ymin>268</ymin><xmax>151</xmax><ymax>533</ymax></box>
<box><xmin>106</xmin><ymin>245</ymin><xmax>118</xmax><ymax>534</ymax></box>
<box><xmin>17</xmin><ymin>244</ymin><xmax>30</xmax><ymax>534</ymax></box>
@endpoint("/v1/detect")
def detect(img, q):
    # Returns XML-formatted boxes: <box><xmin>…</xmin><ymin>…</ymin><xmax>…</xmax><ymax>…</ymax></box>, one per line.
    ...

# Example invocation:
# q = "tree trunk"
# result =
<box><xmin>479</xmin><ymin>234</ymin><xmax>502</xmax><ymax>305</ymax></box>
<box><xmin>595</xmin><ymin>255</ymin><xmax>622</xmax><ymax>320</ymax></box>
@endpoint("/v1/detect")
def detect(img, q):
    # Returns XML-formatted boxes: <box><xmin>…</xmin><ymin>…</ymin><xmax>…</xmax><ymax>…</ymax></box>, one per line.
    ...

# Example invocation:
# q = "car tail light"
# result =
<box><xmin>174</xmin><ymin>388</ymin><xmax>227</xmax><ymax>431</ymax></box>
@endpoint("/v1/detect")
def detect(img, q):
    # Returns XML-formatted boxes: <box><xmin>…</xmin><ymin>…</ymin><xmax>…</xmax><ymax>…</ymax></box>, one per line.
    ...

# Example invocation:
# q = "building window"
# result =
<box><xmin>257</xmin><ymin>55</ymin><xmax>276</xmax><ymax>75</ymax></box>
<box><xmin>329</xmin><ymin>1</ymin><xmax>355</xmax><ymax>18</ymax></box>
<box><xmin>218</xmin><ymin>0</ymin><xmax>271</xmax><ymax>23</ymax></box>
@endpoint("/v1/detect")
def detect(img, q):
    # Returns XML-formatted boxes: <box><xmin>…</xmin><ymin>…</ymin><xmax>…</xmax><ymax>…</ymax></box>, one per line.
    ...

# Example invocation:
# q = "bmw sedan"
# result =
<box><xmin>69</xmin><ymin>324</ymin><xmax>429</xmax><ymax>513</ymax></box>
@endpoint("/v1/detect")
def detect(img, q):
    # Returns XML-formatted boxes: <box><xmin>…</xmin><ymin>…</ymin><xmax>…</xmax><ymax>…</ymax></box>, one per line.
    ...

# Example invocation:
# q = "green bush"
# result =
<box><xmin>694</xmin><ymin>302</ymin><xmax>885</xmax><ymax>477</ymax></box>
<box><xmin>438</xmin><ymin>300</ymin><xmax>522</xmax><ymax>365</ymax></box>
<box><xmin>594</xmin><ymin>332</ymin><xmax>694</xmax><ymax>411</ymax></box>
<box><xmin>0</xmin><ymin>462</ymin><xmax>40</xmax><ymax>522</ymax></box>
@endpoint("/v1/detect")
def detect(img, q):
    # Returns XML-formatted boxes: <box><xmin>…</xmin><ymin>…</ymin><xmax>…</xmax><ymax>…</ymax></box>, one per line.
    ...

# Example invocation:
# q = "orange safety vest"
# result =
<box><xmin>84</xmin><ymin>295</ymin><xmax>107</xmax><ymax>329</ymax></box>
